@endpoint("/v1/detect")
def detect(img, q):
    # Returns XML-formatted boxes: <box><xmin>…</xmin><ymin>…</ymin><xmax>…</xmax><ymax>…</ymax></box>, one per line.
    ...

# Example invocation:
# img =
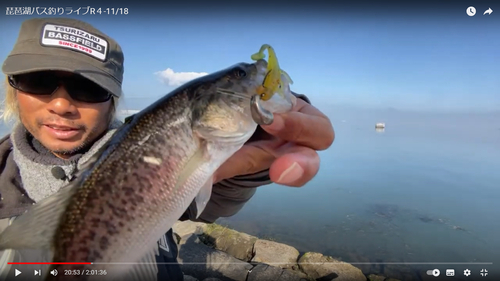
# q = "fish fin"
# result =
<box><xmin>0</xmin><ymin>178</ymin><xmax>81</xmax><ymax>251</ymax></box>
<box><xmin>194</xmin><ymin>175</ymin><xmax>214</xmax><ymax>219</ymax></box>
<box><xmin>125</xmin><ymin>247</ymin><xmax>159</xmax><ymax>281</ymax></box>
<box><xmin>76</xmin><ymin>123</ymin><xmax>127</xmax><ymax>177</ymax></box>
<box><xmin>171</xmin><ymin>135</ymin><xmax>213</xmax><ymax>218</ymax></box>
<box><xmin>124</xmin><ymin>114</ymin><xmax>136</xmax><ymax>124</ymax></box>
<box><xmin>173</xmin><ymin>146</ymin><xmax>207</xmax><ymax>193</ymax></box>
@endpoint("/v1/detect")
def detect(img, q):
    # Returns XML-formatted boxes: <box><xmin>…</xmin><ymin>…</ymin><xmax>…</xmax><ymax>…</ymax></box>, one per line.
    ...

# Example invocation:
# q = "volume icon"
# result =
<box><xmin>50</xmin><ymin>269</ymin><xmax>58</xmax><ymax>276</ymax></box>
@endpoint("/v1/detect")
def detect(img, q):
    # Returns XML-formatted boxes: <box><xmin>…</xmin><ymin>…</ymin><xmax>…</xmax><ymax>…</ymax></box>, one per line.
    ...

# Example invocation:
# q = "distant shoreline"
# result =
<box><xmin>117</xmin><ymin>109</ymin><xmax>140</xmax><ymax>115</ymax></box>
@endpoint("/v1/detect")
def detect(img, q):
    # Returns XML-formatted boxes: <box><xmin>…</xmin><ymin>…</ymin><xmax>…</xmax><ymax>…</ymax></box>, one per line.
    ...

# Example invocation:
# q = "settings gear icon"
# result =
<box><xmin>464</xmin><ymin>269</ymin><xmax>471</xmax><ymax>276</ymax></box>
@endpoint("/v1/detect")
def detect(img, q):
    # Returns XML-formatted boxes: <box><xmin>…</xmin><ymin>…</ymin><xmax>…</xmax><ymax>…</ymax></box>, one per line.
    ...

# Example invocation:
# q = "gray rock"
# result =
<box><xmin>251</xmin><ymin>239</ymin><xmax>300</xmax><ymax>269</ymax></box>
<box><xmin>201</xmin><ymin>223</ymin><xmax>258</xmax><ymax>262</ymax></box>
<box><xmin>183</xmin><ymin>275</ymin><xmax>199</xmax><ymax>281</ymax></box>
<box><xmin>278</xmin><ymin>268</ymin><xmax>312</xmax><ymax>281</ymax></box>
<box><xmin>298</xmin><ymin>252</ymin><xmax>366</xmax><ymax>281</ymax></box>
<box><xmin>284</xmin><ymin>268</ymin><xmax>310</xmax><ymax>280</ymax></box>
<box><xmin>173</xmin><ymin>221</ymin><xmax>207</xmax><ymax>237</ymax></box>
<box><xmin>247</xmin><ymin>263</ymin><xmax>309</xmax><ymax>281</ymax></box>
<box><xmin>202</xmin><ymin>278</ymin><xmax>223</xmax><ymax>281</ymax></box>
<box><xmin>178</xmin><ymin>234</ymin><xmax>252</xmax><ymax>281</ymax></box>
<box><xmin>367</xmin><ymin>274</ymin><xmax>386</xmax><ymax>281</ymax></box>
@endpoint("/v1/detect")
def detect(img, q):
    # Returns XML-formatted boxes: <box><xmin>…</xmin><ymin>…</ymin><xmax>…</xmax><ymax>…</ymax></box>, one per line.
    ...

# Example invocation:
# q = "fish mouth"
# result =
<box><xmin>249</xmin><ymin>59</ymin><xmax>296</xmax><ymax>125</ymax></box>
<box><xmin>214</xmin><ymin>58</ymin><xmax>295</xmax><ymax>126</ymax></box>
<box><xmin>215</xmin><ymin>88</ymin><xmax>254</xmax><ymax>101</ymax></box>
<box><xmin>213</xmin><ymin>58</ymin><xmax>295</xmax><ymax>126</ymax></box>
<box><xmin>250</xmin><ymin>95</ymin><xmax>274</xmax><ymax>125</ymax></box>
<box><xmin>216</xmin><ymin>59</ymin><xmax>273</xmax><ymax>126</ymax></box>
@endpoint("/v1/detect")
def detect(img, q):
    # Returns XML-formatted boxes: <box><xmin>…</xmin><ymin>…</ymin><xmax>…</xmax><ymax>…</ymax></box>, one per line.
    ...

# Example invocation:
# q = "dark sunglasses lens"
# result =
<box><xmin>11</xmin><ymin>72</ymin><xmax>112</xmax><ymax>103</ymax></box>
<box><xmin>11</xmin><ymin>73</ymin><xmax>59</xmax><ymax>95</ymax></box>
<box><xmin>67</xmin><ymin>77</ymin><xmax>112</xmax><ymax>103</ymax></box>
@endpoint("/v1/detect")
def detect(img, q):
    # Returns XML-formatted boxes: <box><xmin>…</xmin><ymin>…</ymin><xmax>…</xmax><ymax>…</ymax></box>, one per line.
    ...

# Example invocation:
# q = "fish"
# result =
<box><xmin>250</xmin><ymin>44</ymin><xmax>297</xmax><ymax>125</ymax></box>
<box><xmin>0</xmin><ymin>59</ymin><xmax>280</xmax><ymax>281</ymax></box>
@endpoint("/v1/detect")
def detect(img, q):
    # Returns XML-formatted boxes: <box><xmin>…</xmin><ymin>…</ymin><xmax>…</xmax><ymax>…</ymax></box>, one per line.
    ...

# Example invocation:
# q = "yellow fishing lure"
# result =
<box><xmin>251</xmin><ymin>44</ymin><xmax>293</xmax><ymax>101</ymax></box>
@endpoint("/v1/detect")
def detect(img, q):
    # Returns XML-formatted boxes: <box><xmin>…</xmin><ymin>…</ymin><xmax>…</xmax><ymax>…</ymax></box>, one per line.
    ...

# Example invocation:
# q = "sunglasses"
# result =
<box><xmin>8</xmin><ymin>71</ymin><xmax>112</xmax><ymax>103</ymax></box>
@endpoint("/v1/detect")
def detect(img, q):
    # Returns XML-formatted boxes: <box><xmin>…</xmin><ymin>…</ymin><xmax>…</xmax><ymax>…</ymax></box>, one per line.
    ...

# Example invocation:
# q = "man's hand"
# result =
<box><xmin>214</xmin><ymin>98</ymin><xmax>334</xmax><ymax>187</ymax></box>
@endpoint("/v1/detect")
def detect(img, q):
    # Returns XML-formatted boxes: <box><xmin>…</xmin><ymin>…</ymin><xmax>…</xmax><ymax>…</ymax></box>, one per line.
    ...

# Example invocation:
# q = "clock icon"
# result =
<box><xmin>466</xmin><ymin>6</ymin><xmax>476</xmax><ymax>16</ymax></box>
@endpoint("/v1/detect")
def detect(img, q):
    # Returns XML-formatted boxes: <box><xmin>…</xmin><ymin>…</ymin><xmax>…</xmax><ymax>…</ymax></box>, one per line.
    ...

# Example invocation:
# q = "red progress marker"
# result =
<box><xmin>8</xmin><ymin>262</ymin><xmax>92</xmax><ymax>265</ymax></box>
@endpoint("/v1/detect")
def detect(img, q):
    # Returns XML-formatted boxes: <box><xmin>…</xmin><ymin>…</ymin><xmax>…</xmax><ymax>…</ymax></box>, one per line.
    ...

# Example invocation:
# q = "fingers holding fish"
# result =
<box><xmin>212</xmin><ymin>138</ymin><xmax>321</xmax><ymax>187</ymax></box>
<box><xmin>213</xmin><ymin>139</ymin><xmax>282</xmax><ymax>183</ymax></box>
<box><xmin>261</xmin><ymin>98</ymin><xmax>335</xmax><ymax>151</ymax></box>
<box><xmin>268</xmin><ymin>143</ymin><xmax>321</xmax><ymax>187</ymax></box>
<box><xmin>220</xmin><ymin>44</ymin><xmax>332</xmax><ymax>187</ymax></box>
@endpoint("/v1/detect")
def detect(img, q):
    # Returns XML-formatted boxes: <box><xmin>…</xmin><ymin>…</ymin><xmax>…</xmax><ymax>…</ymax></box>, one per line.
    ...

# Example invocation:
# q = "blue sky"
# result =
<box><xmin>1</xmin><ymin>3</ymin><xmax>499</xmax><ymax>113</ymax></box>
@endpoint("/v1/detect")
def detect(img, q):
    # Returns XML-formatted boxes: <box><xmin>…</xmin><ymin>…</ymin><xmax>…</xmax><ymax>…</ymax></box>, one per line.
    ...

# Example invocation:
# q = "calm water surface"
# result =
<box><xmin>218</xmin><ymin>107</ymin><xmax>500</xmax><ymax>280</ymax></box>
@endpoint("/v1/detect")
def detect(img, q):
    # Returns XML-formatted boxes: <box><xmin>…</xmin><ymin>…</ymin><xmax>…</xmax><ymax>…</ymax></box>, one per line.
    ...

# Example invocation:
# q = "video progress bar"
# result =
<box><xmin>9</xmin><ymin>262</ymin><xmax>494</xmax><ymax>265</ymax></box>
<box><xmin>92</xmin><ymin>262</ymin><xmax>496</xmax><ymax>265</ymax></box>
<box><xmin>8</xmin><ymin>262</ymin><xmax>91</xmax><ymax>265</ymax></box>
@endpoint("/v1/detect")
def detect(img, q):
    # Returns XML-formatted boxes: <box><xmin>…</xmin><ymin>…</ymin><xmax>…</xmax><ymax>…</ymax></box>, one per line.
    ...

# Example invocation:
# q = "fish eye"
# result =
<box><xmin>234</xmin><ymin>68</ymin><xmax>247</xmax><ymax>78</ymax></box>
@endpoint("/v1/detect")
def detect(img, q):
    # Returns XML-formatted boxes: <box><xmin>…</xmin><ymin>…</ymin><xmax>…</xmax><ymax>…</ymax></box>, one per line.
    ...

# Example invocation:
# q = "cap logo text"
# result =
<box><xmin>40</xmin><ymin>24</ymin><xmax>109</xmax><ymax>61</ymax></box>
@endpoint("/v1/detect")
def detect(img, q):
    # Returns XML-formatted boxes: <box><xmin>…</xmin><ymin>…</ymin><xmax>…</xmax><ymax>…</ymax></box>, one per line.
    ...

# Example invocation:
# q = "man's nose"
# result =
<box><xmin>46</xmin><ymin>86</ymin><xmax>78</xmax><ymax>115</ymax></box>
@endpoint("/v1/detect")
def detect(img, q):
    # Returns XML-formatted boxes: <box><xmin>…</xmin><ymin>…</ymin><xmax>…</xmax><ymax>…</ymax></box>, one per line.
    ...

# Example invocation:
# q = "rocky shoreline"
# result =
<box><xmin>172</xmin><ymin>221</ymin><xmax>399</xmax><ymax>281</ymax></box>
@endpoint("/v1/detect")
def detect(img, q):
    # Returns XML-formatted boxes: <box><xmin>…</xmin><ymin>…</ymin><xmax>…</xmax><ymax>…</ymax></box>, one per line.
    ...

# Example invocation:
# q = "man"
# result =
<box><xmin>0</xmin><ymin>18</ymin><xmax>334</xmax><ymax>280</ymax></box>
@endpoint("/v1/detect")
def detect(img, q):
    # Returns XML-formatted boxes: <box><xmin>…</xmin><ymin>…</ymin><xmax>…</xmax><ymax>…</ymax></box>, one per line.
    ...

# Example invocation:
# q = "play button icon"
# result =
<box><xmin>15</xmin><ymin>269</ymin><xmax>22</xmax><ymax>276</ymax></box>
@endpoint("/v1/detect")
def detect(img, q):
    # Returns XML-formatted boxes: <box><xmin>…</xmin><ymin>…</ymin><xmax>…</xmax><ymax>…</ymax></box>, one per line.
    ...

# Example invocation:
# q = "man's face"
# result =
<box><xmin>15</xmin><ymin>71</ymin><xmax>113</xmax><ymax>158</ymax></box>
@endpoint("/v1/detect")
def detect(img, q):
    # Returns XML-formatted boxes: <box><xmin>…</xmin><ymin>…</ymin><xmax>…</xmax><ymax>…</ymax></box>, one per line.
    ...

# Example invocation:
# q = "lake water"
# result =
<box><xmin>1</xmin><ymin>104</ymin><xmax>498</xmax><ymax>281</ymax></box>
<box><xmin>217</xmin><ymin>106</ymin><xmax>500</xmax><ymax>281</ymax></box>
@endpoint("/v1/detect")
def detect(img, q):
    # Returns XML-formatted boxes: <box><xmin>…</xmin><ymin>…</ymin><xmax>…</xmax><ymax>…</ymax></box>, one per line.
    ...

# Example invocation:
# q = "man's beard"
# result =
<box><xmin>29</xmin><ymin>116</ymin><xmax>95</xmax><ymax>156</ymax></box>
<box><xmin>50</xmin><ymin>139</ymin><xmax>93</xmax><ymax>155</ymax></box>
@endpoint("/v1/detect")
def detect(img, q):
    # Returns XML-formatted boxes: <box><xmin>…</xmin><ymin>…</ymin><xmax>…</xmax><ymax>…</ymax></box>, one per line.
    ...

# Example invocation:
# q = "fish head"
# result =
<box><xmin>190</xmin><ymin>59</ymin><xmax>269</xmax><ymax>142</ymax></box>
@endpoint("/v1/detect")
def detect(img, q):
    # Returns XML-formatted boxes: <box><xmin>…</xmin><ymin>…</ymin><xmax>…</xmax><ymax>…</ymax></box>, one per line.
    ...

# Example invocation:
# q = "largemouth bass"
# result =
<box><xmin>0</xmin><ymin>59</ymin><xmax>283</xmax><ymax>280</ymax></box>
